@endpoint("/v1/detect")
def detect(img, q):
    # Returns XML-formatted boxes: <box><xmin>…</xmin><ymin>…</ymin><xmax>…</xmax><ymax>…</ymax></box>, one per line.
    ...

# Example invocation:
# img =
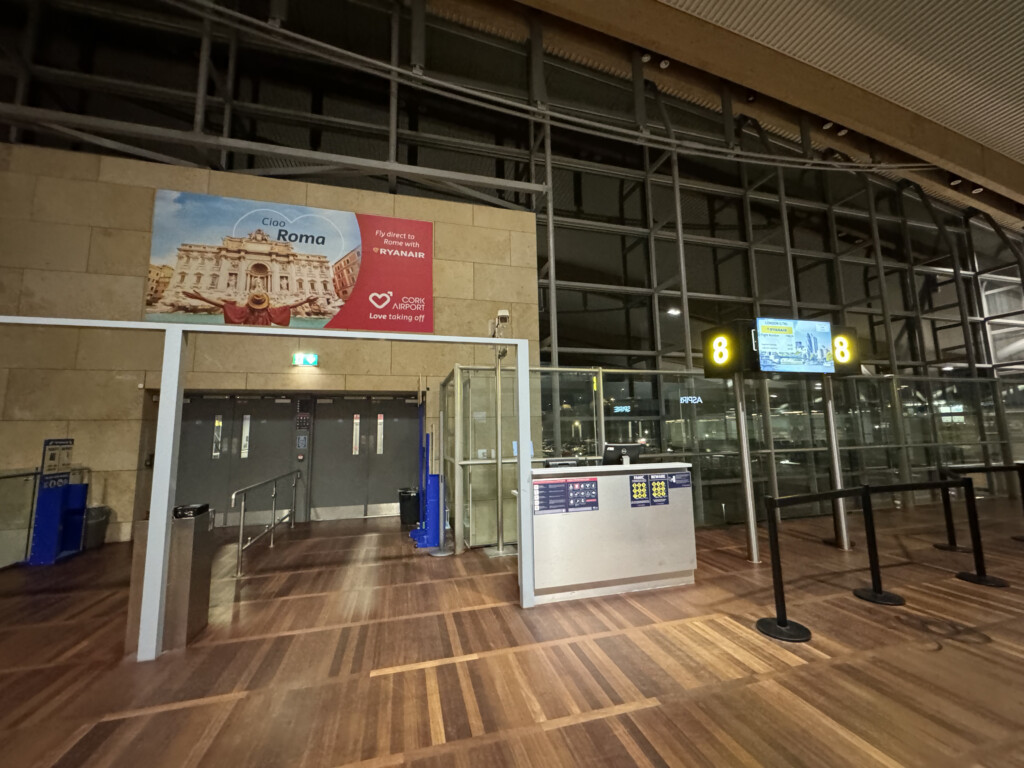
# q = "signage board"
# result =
<box><xmin>146</xmin><ymin>190</ymin><xmax>433</xmax><ymax>333</ymax></box>
<box><xmin>756</xmin><ymin>318</ymin><xmax>834</xmax><ymax>374</ymax></box>
<box><xmin>830</xmin><ymin>326</ymin><xmax>862</xmax><ymax>376</ymax></box>
<box><xmin>630</xmin><ymin>474</ymin><xmax>651</xmax><ymax>507</ymax></box>
<box><xmin>533</xmin><ymin>478</ymin><xmax>599</xmax><ymax>514</ymax></box>
<box><xmin>701</xmin><ymin>321</ymin><xmax>756</xmax><ymax>378</ymax></box>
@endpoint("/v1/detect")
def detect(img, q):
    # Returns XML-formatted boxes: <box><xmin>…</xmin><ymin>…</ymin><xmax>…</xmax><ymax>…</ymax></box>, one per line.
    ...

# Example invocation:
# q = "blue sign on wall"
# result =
<box><xmin>27</xmin><ymin>439</ymin><xmax>86</xmax><ymax>566</ymax></box>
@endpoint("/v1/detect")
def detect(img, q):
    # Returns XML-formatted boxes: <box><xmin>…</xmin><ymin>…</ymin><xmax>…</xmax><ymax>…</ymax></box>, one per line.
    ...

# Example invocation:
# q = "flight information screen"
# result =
<box><xmin>756</xmin><ymin>318</ymin><xmax>834</xmax><ymax>374</ymax></box>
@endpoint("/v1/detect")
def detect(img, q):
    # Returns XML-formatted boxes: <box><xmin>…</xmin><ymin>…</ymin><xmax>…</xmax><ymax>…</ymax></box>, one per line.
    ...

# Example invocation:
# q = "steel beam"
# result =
<box><xmin>0</xmin><ymin>103</ymin><xmax>547</xmax><ymax>194</ymax></box>
<box><xmin>8</xmin><ymin>0</ymin><xmax>40</xmax><ymax>143</ymax></box>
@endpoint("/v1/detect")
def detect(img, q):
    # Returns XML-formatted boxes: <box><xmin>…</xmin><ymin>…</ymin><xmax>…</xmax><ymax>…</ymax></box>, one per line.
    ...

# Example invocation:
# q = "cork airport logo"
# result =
<box><xmin>369</xmin><ymin>291</ymin><xmax>392</xmax><ymax>309</ymax></box>
<box><xmin>146</xmin><ymin>190</ymin><xmax>434</xmax><ymax>333</ymax></box>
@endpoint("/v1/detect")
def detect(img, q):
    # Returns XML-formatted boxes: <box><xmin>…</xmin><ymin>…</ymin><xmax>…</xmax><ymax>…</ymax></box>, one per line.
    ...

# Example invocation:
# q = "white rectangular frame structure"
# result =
<box><xmin>0</xmin><ymin>316</ymin><xmax>536</xmax><ymax>661</ymax></box>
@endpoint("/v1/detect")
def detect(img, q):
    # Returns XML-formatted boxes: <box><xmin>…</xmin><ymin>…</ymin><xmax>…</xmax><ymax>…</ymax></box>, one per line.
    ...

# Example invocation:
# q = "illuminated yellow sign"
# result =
<box><xmin>712</xmin><ymin>335</ymin><xmax>729</xmax><ymax>364</ymax></box>
<box><xmin>834</xmin><ymin>335</ymin><xmax>851</xmax><ymax>364</ymax></box>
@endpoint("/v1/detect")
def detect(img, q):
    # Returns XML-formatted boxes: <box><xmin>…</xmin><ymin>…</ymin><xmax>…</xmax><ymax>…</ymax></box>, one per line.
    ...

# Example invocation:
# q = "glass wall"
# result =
<box><xmin>7</xmin><ymin>0</ymin><xmax>1024</xmax><ymax>531</ymax></box>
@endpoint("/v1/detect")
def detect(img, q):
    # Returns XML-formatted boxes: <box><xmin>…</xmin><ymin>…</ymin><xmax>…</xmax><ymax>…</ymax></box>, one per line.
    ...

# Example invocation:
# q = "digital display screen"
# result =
<box><xmin>756</xmin><ymin>318</ymin><xmax>834</xmax><ymax>374</ymax></box>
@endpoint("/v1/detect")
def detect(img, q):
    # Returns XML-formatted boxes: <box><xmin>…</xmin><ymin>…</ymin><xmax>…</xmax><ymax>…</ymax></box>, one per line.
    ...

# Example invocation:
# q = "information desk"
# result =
<box><xmin>531</xmin><ymin>462</ymin><xmax>695</xmax><ymax>604</ymax></box>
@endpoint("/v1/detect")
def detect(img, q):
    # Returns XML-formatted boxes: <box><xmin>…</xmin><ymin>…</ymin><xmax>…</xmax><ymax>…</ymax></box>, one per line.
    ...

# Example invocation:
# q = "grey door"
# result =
<box><xmin>366</xmin><ymin>397</ymin><xmax>420</xmax><ymax>515</ymax></box>
<box><xmin>176</xmin><ymin>396</ymin><xmax>299</xmax><ymax>526</ymax></box>
<box><xmin>176</xmin><ymin>396</ymin><xmax>234</xmax><ymax>515</ymax></box>
<box><xmin>310</xmin><ymin>396</ymin><xmax>420</xmax><ymax>519</ymax></box>
<box><xmin>226</xmin><ymin>397</ymin><xmax>299</xmax><ymax>523</ymax></box>
<box><xmin>309</xmin><ymin>397</ymin><xmax>369</xmax><ymax>520</ymax></box>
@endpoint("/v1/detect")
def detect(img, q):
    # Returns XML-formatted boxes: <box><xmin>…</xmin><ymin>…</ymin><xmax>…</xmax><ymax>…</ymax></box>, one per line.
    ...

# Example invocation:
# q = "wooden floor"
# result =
<box><xmin>3</xmin><ymin>500</ymin><xmax>1024</xmax><ymax>767</ymax></box>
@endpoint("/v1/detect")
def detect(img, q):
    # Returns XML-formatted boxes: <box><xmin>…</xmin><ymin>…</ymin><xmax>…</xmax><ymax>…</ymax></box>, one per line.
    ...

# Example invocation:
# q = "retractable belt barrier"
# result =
<box><xmin>945</xmin><ymin>463</ymin><xmax>1024</xmax><ymax>544</ymax></box>
<box><xmin>756</xmin><ymin>476</ymin><xmax>1009</xmax><ymax>644</ymax></box>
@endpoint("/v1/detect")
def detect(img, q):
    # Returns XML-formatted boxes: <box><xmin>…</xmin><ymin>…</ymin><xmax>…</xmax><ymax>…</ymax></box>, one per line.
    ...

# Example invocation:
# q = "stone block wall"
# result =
<box><xmin>0</xmin><ymin>144</ymin><xmax>539</xmax><ymax>554</ymax></box>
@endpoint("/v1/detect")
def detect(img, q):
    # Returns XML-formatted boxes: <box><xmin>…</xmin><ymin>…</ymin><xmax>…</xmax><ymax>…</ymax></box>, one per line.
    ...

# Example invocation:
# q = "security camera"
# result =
<box><xmin>496</xmin><ymin>309</ymin><xmax>510</xmax><ymax>324</ymax></box>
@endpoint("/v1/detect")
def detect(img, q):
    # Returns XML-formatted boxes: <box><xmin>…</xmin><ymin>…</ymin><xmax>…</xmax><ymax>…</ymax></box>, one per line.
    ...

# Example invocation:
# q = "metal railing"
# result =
<box><xmin>945</xmin><ymin>462</ymin><xmax>1024</xmax><ymax>542</ymax></box>
<box><xmin>232</xmin><ymin>470</ymin><xmax>301</xmax><ymax>578</ymax></box>
<box><xmin>756</xmin><ymin>476</ymin><xmax>1010</xmax><ymax>644</ymax></box>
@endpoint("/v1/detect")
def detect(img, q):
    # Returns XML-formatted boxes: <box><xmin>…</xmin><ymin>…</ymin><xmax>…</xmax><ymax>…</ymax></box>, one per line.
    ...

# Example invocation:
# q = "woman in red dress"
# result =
<box><xmin>182</xmin><ymin>290</ymin><xmax>318</xmax><ymax>326</ymax></box>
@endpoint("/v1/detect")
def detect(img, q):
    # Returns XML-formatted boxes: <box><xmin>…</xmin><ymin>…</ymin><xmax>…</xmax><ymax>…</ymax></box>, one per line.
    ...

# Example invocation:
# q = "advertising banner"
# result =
<box><xmin>146</xmin><ymin>190</ymin><xmax>433</xmax><ymax>332</ymax></box>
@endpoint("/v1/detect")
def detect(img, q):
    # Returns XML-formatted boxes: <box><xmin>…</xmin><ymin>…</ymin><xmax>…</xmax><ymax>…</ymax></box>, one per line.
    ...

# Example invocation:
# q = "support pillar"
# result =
<box><xmin>734</xmin><ymin>372</ymin><xmax>760</xmax><ymax>563</ymax></box>
<box><xmin>822</xmin><ymin>375</ymin><xmax>852</xmax><ymax>549</ymax></box>
<box><xmin>137</xmin><ymin>328</ymin><xmax>189</xmax><ymax>662</ymax></box>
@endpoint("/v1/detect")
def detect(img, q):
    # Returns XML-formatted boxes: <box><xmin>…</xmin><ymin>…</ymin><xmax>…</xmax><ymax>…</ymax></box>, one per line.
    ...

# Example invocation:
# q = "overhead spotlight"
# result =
<box><xmin>745</xmin><ymin>90</ymin><xmax>757</xmax><ymax>102</ymax></box>
<box><xmin>640</xmin><ymin>52</ymin><xmax>652</xmax><ymax>63</ymax></box>
<box><xmin>666</xmin><ymin>307</ymin><xmax>681</xmax><ymax>316</ymax></box>
<box><xmin>836</xmin><ymin>127</ymin><xmax>849</xmax><ymax>137</ymax></box>
<box><xmin>948</xmin><ymin>176</ymin><xmax>963</xmax><ymax>187</ymax></box>
<box><xmin>942</xmin><ymin>366</ymin><xmax>955</xmax><ymax>371</ymax></box>
<box><xmin>659</xmin><ymin>59</ymin><xmax>670</xmax><ymax>69</ymax></box>
<box><xmin>971</xmin><ymin>184</ymin><xmax>985</xmax><ymax>195</ymax></box>
<box><xmin>822</xmin><ymin>121</ymin><xmax>834</xmax><ymax>130</ymax></box>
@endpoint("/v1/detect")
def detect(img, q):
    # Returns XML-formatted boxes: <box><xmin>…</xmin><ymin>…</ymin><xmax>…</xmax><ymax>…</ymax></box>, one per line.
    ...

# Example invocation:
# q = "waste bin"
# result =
<box><xmin>399</xmin><ymin>488</ymin><xmax>420</xmax><ymax>527</ymax></box>
<box><xmin>166</xmin><ymin>503</ymin><xmax>216</xmax><ymax>646</ymax></box>
<box><xmin>82</xmin><ymin>506</ymin><xmax>111</xmax><ymax>550</ymax></box>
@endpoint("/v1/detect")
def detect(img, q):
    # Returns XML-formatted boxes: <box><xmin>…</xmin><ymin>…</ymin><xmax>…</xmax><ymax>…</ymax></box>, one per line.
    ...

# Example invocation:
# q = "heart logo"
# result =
<box><xmin>369</xmin><ymin>292</ymin><xmax>392</xmax><ymax>309</ymax></box>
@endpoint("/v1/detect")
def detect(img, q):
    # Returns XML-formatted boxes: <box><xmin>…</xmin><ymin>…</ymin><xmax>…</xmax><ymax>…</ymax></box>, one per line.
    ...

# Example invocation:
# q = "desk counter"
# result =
<box><xmin>531</xmin><ymin>462</ymin><xmax>695</xmax><ymax>604</ymax></box>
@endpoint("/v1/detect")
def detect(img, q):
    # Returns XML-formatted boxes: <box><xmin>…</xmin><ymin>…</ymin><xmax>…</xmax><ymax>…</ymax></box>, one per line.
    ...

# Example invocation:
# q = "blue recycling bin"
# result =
<box><xmin>27</xmin><ymin>478</ymin><xmax>89</xmax><ymax>566</ymax></box>
<box><xmin>410</xmin><ymin>475</ymin><xmax>440</xmax><ymax>549</ymax></box>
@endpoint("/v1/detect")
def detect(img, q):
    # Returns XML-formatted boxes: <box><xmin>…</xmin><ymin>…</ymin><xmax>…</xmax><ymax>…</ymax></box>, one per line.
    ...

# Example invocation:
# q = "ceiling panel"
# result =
<box><xmin>658</xmin><ymin>0</ymin><xmax>1024</xmax><ymax>164</ymax></box>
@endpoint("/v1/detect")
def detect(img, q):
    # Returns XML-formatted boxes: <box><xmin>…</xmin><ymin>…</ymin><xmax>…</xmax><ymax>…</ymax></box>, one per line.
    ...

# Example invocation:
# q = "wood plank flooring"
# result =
<box><xmin>2</xmin><ymin>499</ymin><xmax>1024</xmax><ymax>766</ymax></box>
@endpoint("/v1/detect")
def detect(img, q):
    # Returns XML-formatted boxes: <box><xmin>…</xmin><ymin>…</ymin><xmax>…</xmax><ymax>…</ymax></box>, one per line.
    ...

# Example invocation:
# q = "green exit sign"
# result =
<box><xmin>292</xmin><ymin>353</ymin><xmax>319</xmax><ymax>367</ymax></box>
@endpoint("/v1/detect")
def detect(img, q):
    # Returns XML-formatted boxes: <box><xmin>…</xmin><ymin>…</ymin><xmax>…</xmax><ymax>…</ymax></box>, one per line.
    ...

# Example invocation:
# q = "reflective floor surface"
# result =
<box><xmin>2</xmin><ymin>501</ymin><xmax>1024</xmax><ymax>767</ymax></box>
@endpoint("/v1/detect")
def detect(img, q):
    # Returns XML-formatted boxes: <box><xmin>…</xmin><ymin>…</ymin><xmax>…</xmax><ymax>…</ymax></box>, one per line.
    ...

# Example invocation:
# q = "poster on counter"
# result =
<box><xmin>629</xmin><ymin>474</ymin><xmax>651</xmax><ymax>507</ymax></box>
<box><xmin>146</xmin><ymin>190</ymin><xmax>433</xmax><ymax>332</ymax></box>
<box><xmin>648</xmin><ymin>473</ymin><xmax>669</xmax><ymax>506</ymax></box>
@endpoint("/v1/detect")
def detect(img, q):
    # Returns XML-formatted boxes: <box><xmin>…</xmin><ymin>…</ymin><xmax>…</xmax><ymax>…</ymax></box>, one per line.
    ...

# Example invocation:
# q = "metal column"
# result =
<box><xmin>8</xmin><ymin>0</ymin><xmax>41</xmax><ymax>144</ymax></box>
<box><xmin>822</xmin><ymin>375</ymin><xmax>852</xmax><ymax>549</ymax></box>
<box><xmin>453</xmin><ymin>365</ymin><xmax>465</xmax><ymax>554</ymax></box>
<box><xmin>866</xmin><ymin>182</ymin><xmax>915</xmax><ymax>505</ymax></box>
<box><xmin>485</xmin><ymin>347</ymin><xmax>514</xmax><ymax>556</ymax></box>
<box><xmin>734</xmin><ymin>372</ymin><xmax>760</xmax><ymax>563</ymax></box>
<box><xmin>193</xmin><ymin>18</ymin><xmax>212</xmax><ymax>134</ymax></box>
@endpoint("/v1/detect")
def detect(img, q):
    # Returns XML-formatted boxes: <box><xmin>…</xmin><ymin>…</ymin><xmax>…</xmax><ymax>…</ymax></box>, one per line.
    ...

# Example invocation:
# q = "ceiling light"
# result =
<box><xmin>948</xmin><ymin>176</ymin><xmax>963</xmax><ymax>187</ymax></box>
<box><xmin>822</xmin><ymin>121</ymin><xmax>834</xmax><ymax>130</ymax></box>
<box><xmin>971</xmin><ymin>185</ymin><xmax>984</xmax><ymax>194</ymax></box>
<box><xmin>836</xmin><ymin>127</ymin><xmax>849</xmax><ymax>137</ymax></box>
<box><xmin>640</xmin><ymin>52</ymin><xmax>652</xmax><ymax>63</ymax></box>
<box><xmin>659</xmin><ymin>59</ymin><xmax>670</xmax><ymax>69</ymax></box>
<box><xmin>745</xmin><ymin>90</ymin><xmax>756</xmax><ymax>102</ymax></box>
<box><xmin>942</xmin><ymin>366</ymin><xmax>955</xmax><ymax>371</ymax></box>
<box><xmin>667</xmin><ymin>307</ymin><xmax>681</xmax><ymax>316</ymax></box>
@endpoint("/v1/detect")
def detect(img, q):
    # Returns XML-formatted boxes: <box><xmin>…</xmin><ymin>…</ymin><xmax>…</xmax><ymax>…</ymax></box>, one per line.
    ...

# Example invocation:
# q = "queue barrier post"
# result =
<box><xmin>934</xmin><ymin>482</ymin><xmax>971</xmax><ymax>553</ymax></box>
<box><xmin>755</xmin><ymin>496</ymin><xmax>812</xmax><ymax>643</ymax></box>
<box><xmin>852</xmin><ymin>485</ymin><xmax>905</xmax><ymax>606</ymax></box>
<box><xmin>955</xmin><ymin>477</ymin><xmax>1010</xmax><ymax>588</ymax></box>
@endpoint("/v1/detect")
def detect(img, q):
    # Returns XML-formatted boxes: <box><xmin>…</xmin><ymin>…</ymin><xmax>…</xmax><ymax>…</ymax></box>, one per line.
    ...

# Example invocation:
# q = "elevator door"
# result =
<box><xmin>310</xmin><ymin>396</ymin><xmax>420</xmax><ymax>519</ymax></box>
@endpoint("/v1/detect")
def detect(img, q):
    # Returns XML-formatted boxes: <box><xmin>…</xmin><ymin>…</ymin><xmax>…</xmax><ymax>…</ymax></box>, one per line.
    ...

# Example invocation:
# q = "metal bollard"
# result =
<box><xmin>852</xmin><ymin>486</ymin><xmax>905</xmax><ymax>606</ymax></box>
<box><xmin>291</xmin><ymin>475</ymin><xmax>298</xmax><ymax>529</ymax></box>
<box><xmin>934</xmin><ymin>483</ymin><xmax>972</xmax><ymax>553</ymax></box>
<box><xmin>236</xmin><ymin>494</ymin><xmax>246</xmax><ymax>578</ymax></box>
<box><xmin>955</xmin><ymin>477</ymin><xmax>1010</xmax><ymax>588</ymax></box>
<box><xmin>269</xmin><ymin>481</ymin><xmax>277</xmax><ymax>548</ymax></box>
<box><xmin>755</xmin><ymin>496</ymin><xmax>812</xmax><ymax>643</ymax></box>
<box><xmin>1013</xmin><ymin>466</ymin><xmax>1024</xmax><ymax>543</ymax></box>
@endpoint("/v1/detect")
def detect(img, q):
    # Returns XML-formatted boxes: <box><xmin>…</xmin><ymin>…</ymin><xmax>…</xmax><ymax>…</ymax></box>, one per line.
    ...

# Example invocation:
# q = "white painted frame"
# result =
<box><xmin>0</xmin><ymin>316</ymin><xmax>536</xmax><ymax>661</ymax></box>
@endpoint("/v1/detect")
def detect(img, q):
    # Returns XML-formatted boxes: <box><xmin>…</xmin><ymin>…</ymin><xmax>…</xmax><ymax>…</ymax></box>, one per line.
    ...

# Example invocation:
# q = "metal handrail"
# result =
<box><xmin>233</xmin><ymin>469</ymin><xmax>301</xmax><ymax>578</ymax></box>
